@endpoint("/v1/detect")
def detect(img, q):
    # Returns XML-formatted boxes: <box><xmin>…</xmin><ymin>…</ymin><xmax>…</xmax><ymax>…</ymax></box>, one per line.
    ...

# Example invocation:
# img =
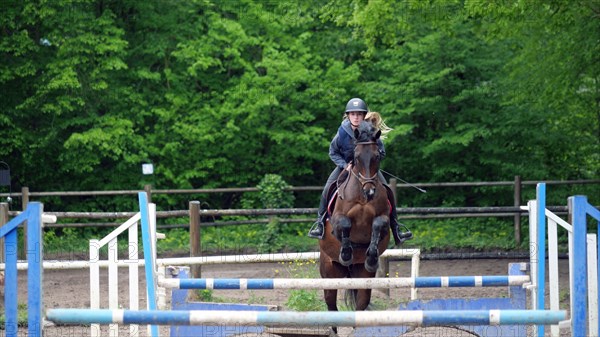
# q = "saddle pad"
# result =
<box><xmin>327</xmin><ymin>190</ymin><xmax>339</xmax><ymax>216</ymax></box>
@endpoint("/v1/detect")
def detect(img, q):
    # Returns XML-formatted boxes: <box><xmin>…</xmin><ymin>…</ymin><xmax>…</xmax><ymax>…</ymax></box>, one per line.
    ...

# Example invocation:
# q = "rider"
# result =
<box><xmin>308</xmin><ymin>98</ymin><xmax>410</xmax><ymax>245</ymax></box>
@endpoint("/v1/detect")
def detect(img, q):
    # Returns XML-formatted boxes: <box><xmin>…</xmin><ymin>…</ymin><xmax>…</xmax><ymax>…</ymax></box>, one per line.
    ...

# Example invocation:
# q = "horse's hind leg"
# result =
<box><xmin>351</xmin><ymin>267</ymin><xmax>375</xmax><ymax>311</ymax></box>
<box><xmin>355</xmin><ymin>289</ymin><xmax>372</xmax><ymax>310</ymax></box>
<box><xmin>320</xmin><ymin>260</ymin><xmax>348</xmax><ymax>334</ymax></box>
<box><xmin>323</xmin><ymin>289</ymin><xmax>338</xmax><ymax>311</ymax></box>
<box><xmin>365</xmin><ymin>215</ymin><xmax>388</xmax><ymax>273</ymax></box>
<box><xmin>321</xmin><ymin>289</ymin><xmax>340</xmax><ymax>335</ymax></box>
<box><xmin>334</xmin><ymin>215</ymin><xmax>353</xmax><ymax>266</ymax></box>
<box><xmin>320</xmin><ymin>258</ymin><xmax>347</xmax><ymax>312</ymax></box>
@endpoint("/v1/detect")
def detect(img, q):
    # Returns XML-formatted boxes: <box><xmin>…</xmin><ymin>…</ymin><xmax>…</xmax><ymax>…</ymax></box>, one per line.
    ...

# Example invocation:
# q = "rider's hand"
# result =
<box><xmin>345</xmin><ymin>163</ymin><xmax>353</xmax><ymax>171</ymax></box>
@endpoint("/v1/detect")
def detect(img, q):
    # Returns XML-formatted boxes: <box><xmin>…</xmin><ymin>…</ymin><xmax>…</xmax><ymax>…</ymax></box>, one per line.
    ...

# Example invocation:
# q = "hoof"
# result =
<box><xmin>340</xmin><ymin>257</ymin><xmax>352</xmax><ymax>267</ymax></box>
<box><xmin>365</xmin><ymin>248</ymin><xmax>379</xmax><ymax>273</ymax></box>
<box><xmin>339</xmin><ymin>247</ymin><xmax>353</xmax><ymax>266</ymax></box>
<box><xmin>365</xmin><ymin>259</ymin><xmax>379</xmax><ymax>273</ymax></box>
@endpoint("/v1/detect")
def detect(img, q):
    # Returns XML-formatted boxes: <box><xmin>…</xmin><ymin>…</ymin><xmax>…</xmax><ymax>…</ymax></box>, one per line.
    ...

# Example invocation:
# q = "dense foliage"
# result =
<box><xmin>1</xmin><ymin>1</ymin><xmax>598</xmax><ymax>213</ymax></box>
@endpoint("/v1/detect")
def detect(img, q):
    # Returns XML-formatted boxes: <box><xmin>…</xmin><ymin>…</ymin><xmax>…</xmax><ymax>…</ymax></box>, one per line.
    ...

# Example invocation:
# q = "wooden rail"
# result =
<box><xmin>1</xmin><ymin>178</ymin><xmax>598</xmax><ymax>258</ymax></box>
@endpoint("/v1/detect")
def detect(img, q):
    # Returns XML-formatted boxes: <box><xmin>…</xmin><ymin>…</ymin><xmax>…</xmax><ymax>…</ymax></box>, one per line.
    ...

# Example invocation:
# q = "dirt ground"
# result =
<box><xmin>8</xmin><ymin>257</ymin><xmax>570</xmax><ymax>337</ymax></box>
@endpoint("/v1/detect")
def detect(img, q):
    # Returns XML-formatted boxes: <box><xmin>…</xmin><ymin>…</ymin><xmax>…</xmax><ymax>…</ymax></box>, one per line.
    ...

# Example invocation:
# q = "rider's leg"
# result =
<box><xmin>378</xmin><ymin>172</ymin><xmax>412</xmax><ymax>245</ymax></box>
<box><xmin>308</xmin><ymin>168</ymin><xmax>342</xmax><ymax>239</ymax></box>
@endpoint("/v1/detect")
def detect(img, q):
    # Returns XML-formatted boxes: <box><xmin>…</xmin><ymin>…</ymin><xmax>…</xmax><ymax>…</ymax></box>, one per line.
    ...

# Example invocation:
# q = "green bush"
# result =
<box><xmin>249</xmin><ymin>174</ymin><xmax>296</xmax><ymax>253</ymax></box>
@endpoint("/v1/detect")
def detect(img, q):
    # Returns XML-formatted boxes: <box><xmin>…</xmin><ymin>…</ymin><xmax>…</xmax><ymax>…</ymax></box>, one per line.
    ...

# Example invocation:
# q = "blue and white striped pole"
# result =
<box><xmin>46</xmin><ymin>309</ymin><xmax>566</xmax><ymax>327</ymax></box>
<box><xmin>159</xmin><ymin>275</ymin><xmax>530</xmax><ymax>290</ymax></box>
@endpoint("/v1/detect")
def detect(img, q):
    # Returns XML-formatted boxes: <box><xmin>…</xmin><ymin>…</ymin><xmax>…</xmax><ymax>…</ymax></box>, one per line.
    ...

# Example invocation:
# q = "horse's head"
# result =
<box><xmin>352</xmin><ymin>121</ymin><xmax>382</xmax><ymax>201</ymax></box>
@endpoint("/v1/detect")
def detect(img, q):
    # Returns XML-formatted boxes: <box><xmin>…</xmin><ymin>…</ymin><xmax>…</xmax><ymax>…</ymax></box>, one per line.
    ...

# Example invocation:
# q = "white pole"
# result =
<box><xmin>410</xmin><ymin>250</ymin><xmax>420</xmax><ymax>300</ymax></box>
<box><xmin>128</xmin><ymin>222</ymin><xmax>139</xmax><ymax>337</ymax></box>
<box><xmin>587</xmin><ymin>234</ymin><xmax>599</xmax><ymax>337</ymax></box>
<box><xmin>108</xmin><ymin>237</ymin><xmax>119</xmax><ymax>337</ymax></box>
<box><xmin>527</xmin><ymin>200</ymin><xmax>538</xmax><ymax>308</ymax></box>
<box><xmin>548</xmin><ymin>218</ymin><xmax>560</xmax><ymax>337</ymax></box>
<box><xmin>89</xmin><ymin>239</ymin><xmax>100</xmax><ymax>337</ymax></box>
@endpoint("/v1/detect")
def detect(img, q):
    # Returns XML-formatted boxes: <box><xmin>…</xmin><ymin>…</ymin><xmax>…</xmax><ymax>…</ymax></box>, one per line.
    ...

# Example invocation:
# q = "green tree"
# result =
<box><xmin>465</xmin><ymin>0</ymin><xmax>600</xmax><ymax>181</ymax></box>
<box><xmin>1</xmin><ymin>0</ymin><xmax>596</xmax><ymax>213</ymax></box>
<box><xmin>321</xmin><ymin>0</ymin><xmax>599</xmax><ymax>206</ymax></box>
<box><xmin>321</xmin><ymin>1</ymin><xmax>513</xmax><ymax>206</ymax></box>
<box><xmin>1</xmin><ymin>1</ymin><xmax>137</xmax><ymax>211</ymax></box>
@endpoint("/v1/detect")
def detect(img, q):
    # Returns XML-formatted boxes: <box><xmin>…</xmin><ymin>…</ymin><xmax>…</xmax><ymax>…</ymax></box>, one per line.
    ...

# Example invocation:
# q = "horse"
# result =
<box><xmin>318</xmin><ymin>120</ymin><xmax>391</xmax><ymax>327</ymax></box>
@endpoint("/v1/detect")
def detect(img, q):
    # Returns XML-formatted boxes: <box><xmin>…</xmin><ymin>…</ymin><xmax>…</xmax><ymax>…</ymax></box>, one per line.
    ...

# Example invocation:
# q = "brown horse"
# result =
<box><xmin>319</xmin><ymin>120</ymin><xmax>391</xmax><ymax>319</ymax></box>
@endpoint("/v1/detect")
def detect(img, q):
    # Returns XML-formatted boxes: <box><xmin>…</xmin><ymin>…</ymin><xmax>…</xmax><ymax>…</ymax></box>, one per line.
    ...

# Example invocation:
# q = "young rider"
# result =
<box><xmin>308</xmin><ymin>98</ymin><xmax>409</xmax><ymax>245</ymax></box>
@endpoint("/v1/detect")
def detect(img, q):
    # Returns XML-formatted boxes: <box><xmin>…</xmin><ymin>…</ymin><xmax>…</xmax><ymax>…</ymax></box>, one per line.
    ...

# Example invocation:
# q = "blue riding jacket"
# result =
<box><xmin>329</xmin><ymin>119</ymin><xmax>386</xmax><ymax>170</ymax></box>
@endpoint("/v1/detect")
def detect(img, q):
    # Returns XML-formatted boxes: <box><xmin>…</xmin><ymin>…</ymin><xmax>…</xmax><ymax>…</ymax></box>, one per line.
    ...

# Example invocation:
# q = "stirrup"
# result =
<box><xmin>308</xmin><ymin>221</ymin><xmax>324</xmax><ymax>239</ymax></box>
<box><xmin>397</xmin><ymin>224</ymin><xmax>413</xmax><ymax>244</ymax></box>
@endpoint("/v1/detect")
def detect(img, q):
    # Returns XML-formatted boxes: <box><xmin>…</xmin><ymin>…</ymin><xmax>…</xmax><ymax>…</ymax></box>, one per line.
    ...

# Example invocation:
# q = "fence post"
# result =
<box><xmin>513</xmin><ymin>175</ymin><xmax>522</xmax><ymax>246</ymax></box>
<box><xmin>144</xmin><ymin>184</ymin><xmax>152</xmax><ymax>204</ymax></box>
<box><xmin>0</xmin><ymin>202</ymin><xmax>7</xmax><ymax>263</ymax></box>
<box><xmin>189</xmin><ymin>201</ymin><xmax>201</xmax><ymax>278</ymax></box>
<box><xmin>21</xmin><ymin>186</ymin><xmax>29</xmax><ymax>258</ymax></box>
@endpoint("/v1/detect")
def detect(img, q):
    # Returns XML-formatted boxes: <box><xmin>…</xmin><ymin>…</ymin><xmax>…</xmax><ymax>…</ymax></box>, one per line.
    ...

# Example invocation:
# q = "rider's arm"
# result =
<box><xmin>329</xmin><ymin>134</ymin><xmax>348</xmax><ymax>170</ymax></box>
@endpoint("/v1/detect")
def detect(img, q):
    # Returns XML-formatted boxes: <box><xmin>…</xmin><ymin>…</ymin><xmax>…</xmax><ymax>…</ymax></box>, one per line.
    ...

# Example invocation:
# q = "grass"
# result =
<box><xmin>0</xmin><ymin>303</ymin><xmax>28</xmax><ymax>328</ymax></box>
<box><xmin>279</xmin><ymin>259</ymin><xmax>327</xmax><ymax>311</ymax></box>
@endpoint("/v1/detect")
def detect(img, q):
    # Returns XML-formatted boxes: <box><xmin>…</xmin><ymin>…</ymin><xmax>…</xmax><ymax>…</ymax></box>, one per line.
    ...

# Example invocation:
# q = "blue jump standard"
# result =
<box><xmin>46</xmin><ymin>309</ymin><xmax>566</xmax><ymax>327</ymax></box>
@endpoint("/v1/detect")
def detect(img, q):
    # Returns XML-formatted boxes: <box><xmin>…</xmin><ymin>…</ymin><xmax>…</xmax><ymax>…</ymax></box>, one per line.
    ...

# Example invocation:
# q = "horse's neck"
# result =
<box><xmin>342</xmin><ymin>169</ymin><xmax>376</xmax><ymax>203</ymax></box>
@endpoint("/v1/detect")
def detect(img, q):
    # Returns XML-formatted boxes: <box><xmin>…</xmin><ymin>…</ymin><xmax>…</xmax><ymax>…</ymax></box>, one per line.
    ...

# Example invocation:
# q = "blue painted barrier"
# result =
<box><xmin>354</xmin><ymin>262</ymin><xmax>529</xmax><ymax>337</ymax></box>
<box><xmin>0</xmin><ymin>203</ymin><xmax>43</xmax><ymax>337</ymax></box>
<box><xmin>170</xmin><ymin>268</ymin><xmax>272</xmax><ymax>337</ymax></box>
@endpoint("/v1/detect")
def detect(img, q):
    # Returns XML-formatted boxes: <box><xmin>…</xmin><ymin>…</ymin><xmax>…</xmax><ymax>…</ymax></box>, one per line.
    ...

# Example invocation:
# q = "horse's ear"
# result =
<box><xmin>375</xmin><ymin>129</ymin><xmax>381</xmax><ymax>140</ymax></box>
<box><xmin>354</xmin><ymin>128</ymin><xmax>359</xmax><ymax>139</ymax></box>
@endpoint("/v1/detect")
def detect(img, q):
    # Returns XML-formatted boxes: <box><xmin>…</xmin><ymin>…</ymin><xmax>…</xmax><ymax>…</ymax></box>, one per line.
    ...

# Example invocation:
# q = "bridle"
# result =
<box><xmin>351</xmin><ymin>141</ymin><xmax>379</xmax><ymax>191</ymax></box>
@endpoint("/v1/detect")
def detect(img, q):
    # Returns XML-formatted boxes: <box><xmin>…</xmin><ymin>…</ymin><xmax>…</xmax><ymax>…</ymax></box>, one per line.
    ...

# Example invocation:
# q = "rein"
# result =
<box><xmin>351</xmin><ymin>170</ymin><xmax>378</xmax><ymax>189</ymax></box>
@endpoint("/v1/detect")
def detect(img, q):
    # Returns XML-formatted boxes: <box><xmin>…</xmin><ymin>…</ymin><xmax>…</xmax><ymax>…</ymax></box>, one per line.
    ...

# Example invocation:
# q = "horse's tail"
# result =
<box><xmin>344</xmin><ymin>289</ymin><xmax>358</xmax><ymax>310</ymax></box>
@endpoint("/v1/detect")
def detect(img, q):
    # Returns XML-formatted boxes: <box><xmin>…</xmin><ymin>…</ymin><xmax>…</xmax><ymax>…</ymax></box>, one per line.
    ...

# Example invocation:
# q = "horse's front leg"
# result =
<box><xmin>365</xmin><ymin>215</ymin><xmax>388</xmax><ymax>273</ymax></box>
<box><xmin>333</xmin><ymin>215</ymin><xmax>353</xmax><ymax>266</ymax></box>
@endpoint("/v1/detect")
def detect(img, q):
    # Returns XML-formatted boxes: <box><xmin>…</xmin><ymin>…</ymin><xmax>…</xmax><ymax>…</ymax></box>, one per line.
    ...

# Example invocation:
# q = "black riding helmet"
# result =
<box><xmin>345</xmin><ymin>98</ymin><xmax>368</xmax><ymax>114</ymax></box>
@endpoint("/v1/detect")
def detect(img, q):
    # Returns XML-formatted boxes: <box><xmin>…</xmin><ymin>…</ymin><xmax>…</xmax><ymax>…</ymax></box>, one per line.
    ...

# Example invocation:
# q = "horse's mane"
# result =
<box><xmin>356</xmin><ymin>120</ymin><xmax>378</xmax><ymax>143</ymax></box>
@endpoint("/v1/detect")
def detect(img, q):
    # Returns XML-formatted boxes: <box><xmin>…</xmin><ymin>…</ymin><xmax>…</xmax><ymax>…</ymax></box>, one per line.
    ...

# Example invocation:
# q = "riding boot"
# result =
<box><xmin>389</xmin><ymin>213</ymin><xmax>413</xmax><ymax>246</ymax></box>
<box><xmin>384</xmin><ymin>185</ymin><xmax>413</xmax><ymax>245</ymax></box>
<box><xmin>309</xmin><ymin>180</ymin><xmax>334</xmax><ymax>240</ymax></box>
<box><xmin>389</xmin><ymin>210</ymin><xmax>403</xmax><ymax>246</ymax></box>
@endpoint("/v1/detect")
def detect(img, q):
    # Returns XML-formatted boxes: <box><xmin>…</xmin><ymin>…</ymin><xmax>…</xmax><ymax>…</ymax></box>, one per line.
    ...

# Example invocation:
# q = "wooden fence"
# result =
<box><xmin>0</xmin><ymin>177</ymin><xmax>598</xmax><ymax>260</ymax></box>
